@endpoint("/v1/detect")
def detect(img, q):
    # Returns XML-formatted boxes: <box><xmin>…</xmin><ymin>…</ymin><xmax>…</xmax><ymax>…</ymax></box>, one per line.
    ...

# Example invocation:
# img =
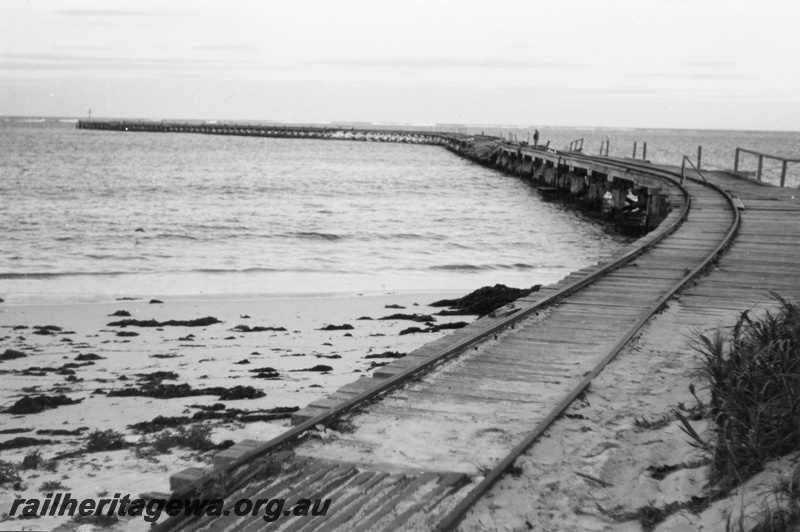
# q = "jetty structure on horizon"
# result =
<box><xmin>73</xmin><ymin>119</ymin><xmax>800</xmax><ymax>531</ymax></box>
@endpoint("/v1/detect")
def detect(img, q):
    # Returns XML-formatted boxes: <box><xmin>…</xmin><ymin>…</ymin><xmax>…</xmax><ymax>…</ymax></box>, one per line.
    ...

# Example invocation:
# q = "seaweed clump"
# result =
<box><xmin>430</xmin><ymin>284</ymin><xmax>541</xmax><ymax>317</ymax></box>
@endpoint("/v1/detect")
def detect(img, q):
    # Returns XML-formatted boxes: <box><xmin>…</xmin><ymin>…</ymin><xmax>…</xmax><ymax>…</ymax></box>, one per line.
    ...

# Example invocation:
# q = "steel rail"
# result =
<box><xmin>434</xmin><ymin>153</ymin><xmax>742</xmax><ymax>531</ymax></box>
<box><xmin>151</xmin><ymin>146</ymin><xmax>696</xmax><ymax>532</ymax></box>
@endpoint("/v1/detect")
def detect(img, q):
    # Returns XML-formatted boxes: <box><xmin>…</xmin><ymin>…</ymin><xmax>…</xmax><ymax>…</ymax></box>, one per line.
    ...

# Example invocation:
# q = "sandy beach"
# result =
<box><xmin>0</xmin><ymin>290</ymin><xmax>475</xmax><ymax>530</ymax></box>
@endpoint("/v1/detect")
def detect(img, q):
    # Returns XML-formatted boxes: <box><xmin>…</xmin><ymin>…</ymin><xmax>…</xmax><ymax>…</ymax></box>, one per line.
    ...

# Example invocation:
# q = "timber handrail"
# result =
<box><xmin>734</xmin><ymin>147</ymin><xmax>800</xmax><ymax>187</ymax></box>
<box><xmin>568</xmin><ymin>138</ymin><xmax>584</xmax><ymax>152</ymax></box>
<box><xmin>682</xmin><ymin>155</ymin><xmax>708</xmax><ymax>184</ymax></box>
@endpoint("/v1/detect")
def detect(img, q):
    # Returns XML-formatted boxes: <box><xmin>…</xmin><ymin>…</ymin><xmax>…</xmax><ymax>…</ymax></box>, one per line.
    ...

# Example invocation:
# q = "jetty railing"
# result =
<box><xmin>734</xmin><ymin>147</ymin><xmax>800</xmax><ymax>187</ymax></box>
<box><xmin>681</xmin><ymin>155</ymin><xmax>708</xmax><ymax>184</ymax></box>
<box><xmin>567</xmin><ymin>138</ymin><xmax>584</xmax><ymax>152</ymax></box>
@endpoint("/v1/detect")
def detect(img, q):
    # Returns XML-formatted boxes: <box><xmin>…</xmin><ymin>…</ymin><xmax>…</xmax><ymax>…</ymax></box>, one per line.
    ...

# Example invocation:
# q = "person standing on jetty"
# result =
<box><xmin>533</xmin><ymin>129</ymin><xmax>539</xmax><ymax>148</ymax></box>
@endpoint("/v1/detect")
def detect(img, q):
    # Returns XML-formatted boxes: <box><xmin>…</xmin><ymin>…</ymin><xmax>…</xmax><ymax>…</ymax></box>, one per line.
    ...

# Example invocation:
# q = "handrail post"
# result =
<box><xmin>681</xmin><ymin>156</ymin><xmax>686</xmax><ymax>185</ymax></box>
<box><xmin>632</xmin><ymin>141</ymin><xmax>637</xmax><ymax>159</ymax></box>
<box><xmin>757</xmin><ymin>154</ymin><xmax>763</xmax><ymax>181</ymax></box>
<box><xmin>697</xmin><ymin>146</ymin><xmax>702</xmax><ymax>170</ymax></box>
<box><xmin>734</xmin><ymin>148</ymin><xmax>740</xmax><ymax>173</ymax></box>
<box><xmin>642</xmin><ymin>142</ymin><xmax>647</xmax><ymax>160</ymax></box>
<box><xmin>781</xmin><ymin>160</ymin><xmax>788</xmax><ymax>187</ymax></box>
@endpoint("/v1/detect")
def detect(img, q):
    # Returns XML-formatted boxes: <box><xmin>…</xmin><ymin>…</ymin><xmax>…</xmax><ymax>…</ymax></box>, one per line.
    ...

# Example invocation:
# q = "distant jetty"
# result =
<box><xmin>77</xmin><ymin>119</ymin><xmax>671</xmax><ymax>233</ymax></box>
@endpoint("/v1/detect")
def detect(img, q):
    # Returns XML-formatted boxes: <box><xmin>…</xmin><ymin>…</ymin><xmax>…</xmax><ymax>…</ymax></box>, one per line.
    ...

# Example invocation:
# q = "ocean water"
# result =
<box><xmin>1</xmin><ymin>118</ymin><xmax>624</xmax><ymax>304</ymax></box>
<box><xmin>2</xmin><ymin>119</ymin><xmax>797</xmax><ymax>304</ymax></box>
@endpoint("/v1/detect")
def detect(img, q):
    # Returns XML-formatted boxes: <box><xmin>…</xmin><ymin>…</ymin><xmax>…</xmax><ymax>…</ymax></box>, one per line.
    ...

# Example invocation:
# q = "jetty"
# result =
<box><xmin>75</xmin><ymin>120</ymin><xmax>800</xmax><ymax>531</ymax></box>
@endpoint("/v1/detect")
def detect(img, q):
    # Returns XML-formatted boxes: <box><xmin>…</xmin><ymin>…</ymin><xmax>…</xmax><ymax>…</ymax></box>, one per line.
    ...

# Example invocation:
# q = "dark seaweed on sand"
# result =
<box><xmin>129</xmin><ymin>406</ymin><xmax>300</xmax><ymax>431</ymax></box>
<box><xmin>0</xmin><ymin>349</ymin><xmax>26</xmax><ymax>361</ymax></box>
<box><xmin>232</xmin><ymin>325</ymin><xmax>287</xmax><ymax>332</ymax></box>
<box><xmin>378</xmin><ymin>313</ymin><xmax>434</xmax><ymax>322</ymax></box>
<box><xmin>5</xmin><ymin>394</ymin><xmax>84</xmax><ymax>415</ymax></box>
<box><xmin>398</xmin><ymin>322</ymin><xmax>469</xmax><ymax>335</ymax></box>
<box><xmin>107</xmin><ymin>383</ymin><xmax>265</xmax><ymax>400</ymax></box>
<box><xmin>364</xmin><ymin>351</ymin><xmax>406</xmax><ymax>359</ymax></box>
<box><xmin>107</xmin><ymin>316</ymin><xmax>222</xmax><ymax>327</ymax></box>
<box><xmin>0</xmin><ymin>436</ymin><xmax>56</xmax><ymax>450</ymax></box>
<box><xmin>128</xmin><ymin>415</ymin><xmax>193</xmax><ymax>434</ymax></box>
<box><xmin>430</xmin><ymin>284</ymin><xmax>541</xmax><ymax>316</ymax></box>
<box><xmin>0</xmin><ymin>428</ymin><xmax>33</xmax><ymax>435</ymax></box>
<box><xmin>135</xmin><ymin>371</ymin><xmax>179</xmax><ymax>382</ymax></box>
<box><xmin>291</xmin><ymin>365</ymin><xmax>333</xmax><ymax>372</ymax></box>
<box><xmin>75</xmin><ymin>353</ymin><xmax>104</xmax><ymax>361</ymax></box>
<box><xmin>31</xmin><ymin>325</ymin><xmax>62</xmax><ymax>335</ymax></box>
<box><xmin>318</xmin><ymin>324</ymin><xmax>354</xmax><ymax>331</ymax></box>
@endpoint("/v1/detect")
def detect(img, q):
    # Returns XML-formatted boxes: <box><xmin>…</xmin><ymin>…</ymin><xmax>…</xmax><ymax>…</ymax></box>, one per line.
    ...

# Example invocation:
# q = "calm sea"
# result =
<box><xmin>1</xmin><ymin>118</ymin><xmax>797</xmax><ymax>304</ymax></box>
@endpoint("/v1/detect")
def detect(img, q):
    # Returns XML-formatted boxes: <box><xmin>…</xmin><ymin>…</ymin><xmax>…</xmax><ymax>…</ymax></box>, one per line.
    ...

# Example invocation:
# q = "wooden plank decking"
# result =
<box><xmin>160</xmin><ymin>164</ymin><xmax>771</xmax><ymax>531</ymax></box>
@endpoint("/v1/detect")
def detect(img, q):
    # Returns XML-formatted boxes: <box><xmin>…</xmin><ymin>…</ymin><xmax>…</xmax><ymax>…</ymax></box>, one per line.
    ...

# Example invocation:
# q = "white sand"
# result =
<box><xmin>458</xmin><ymin>301</ymin><xmax>794</xmax><ymax>532</ymax></box>
<box><xmin>0</xmin><ymin>290</ymin><xmax>472</xmax><ymax>530</ymax></box>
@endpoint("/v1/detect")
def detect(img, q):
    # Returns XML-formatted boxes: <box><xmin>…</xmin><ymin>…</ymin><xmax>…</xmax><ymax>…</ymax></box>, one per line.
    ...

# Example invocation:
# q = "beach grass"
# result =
<box><xmin>691</xmin><ymin>293</ymin><xmax>800</xmax><ymax>492</ymax></box>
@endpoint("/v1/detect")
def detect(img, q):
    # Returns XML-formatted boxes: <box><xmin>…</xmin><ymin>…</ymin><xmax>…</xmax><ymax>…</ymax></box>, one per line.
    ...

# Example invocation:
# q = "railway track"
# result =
<box><xmin>107</xmin><ymin>130</ymin><xmax>738</xmax><ymax>531</ymax></box>
<box><xmin>69</xmin><ymin>118</ymin><xmax>739</xmax><ymax>531</ymax></box>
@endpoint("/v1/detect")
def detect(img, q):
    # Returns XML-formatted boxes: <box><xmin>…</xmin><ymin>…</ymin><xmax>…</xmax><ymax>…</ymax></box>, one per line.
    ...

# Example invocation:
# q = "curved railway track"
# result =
<box><xmin>433</xmin><ymin>152</ymin><xmax>740</xmax><ymax>530</ymax></box>
<box><xmin>107</xmin><ymin>129</ymin><xmax>738</xmax><ymax>532</ymax></box>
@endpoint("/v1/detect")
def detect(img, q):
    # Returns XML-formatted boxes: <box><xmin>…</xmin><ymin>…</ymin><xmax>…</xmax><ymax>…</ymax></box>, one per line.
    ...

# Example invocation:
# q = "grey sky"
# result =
<box><xmin>1</xmin><ymin>0</ymin><xmax>798</xmax><ymax>130</ymax></box>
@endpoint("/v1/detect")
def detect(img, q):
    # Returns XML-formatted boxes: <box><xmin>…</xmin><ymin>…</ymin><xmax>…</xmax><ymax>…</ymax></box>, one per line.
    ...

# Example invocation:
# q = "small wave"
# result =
<box><xmin>285</xmin><ymin>231</ymin><xmax>342</xmax><ymax>241</ymax></box>
<box><xmin>0</xmin><ymin>271</ymin><xmax>131</xmax><ymax>279</ymax></box>
<box><xmin>196</xmin><ymin>267</ymin><xmax>281</xmax><ymax>274</ymax></box>
<box><xmin>430</xmin><ymin>264</ymin><xmax>484</xmax><ymax>271</ymax></box>
<box><xmin>154</xmin><ymin>233</ymin><xmax>199</xmax><ymax>241</ymax></box>
<box><xmin>194</xmin><ymin>266</ymin><xmax>355</xmax><ymax>274</ymax></box>
<box><xmin>391</xmin><ymin>233</ymin><xmax>426</xmax><ymax>240</ymax></box>
<box><xmin>430</xmin><ymin>262</ymin><xmax>537</xmax><ymax>271</ymax></box>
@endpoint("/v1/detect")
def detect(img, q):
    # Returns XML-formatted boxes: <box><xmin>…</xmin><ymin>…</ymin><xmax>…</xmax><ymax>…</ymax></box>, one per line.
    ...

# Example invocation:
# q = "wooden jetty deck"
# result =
<box><xmin>155</xmin><ymin>164</ymin><xmax>738</xmax><ymax>532</ymax></box>
<box><xmin>75</xmin><ymin>121</ymin><xmax>798</xmax><ymax>530</ymax></box>
<box><xmin>457</xmin><ymin>169</ymin><xmax>800</xmax><ymax>530</ymax></box>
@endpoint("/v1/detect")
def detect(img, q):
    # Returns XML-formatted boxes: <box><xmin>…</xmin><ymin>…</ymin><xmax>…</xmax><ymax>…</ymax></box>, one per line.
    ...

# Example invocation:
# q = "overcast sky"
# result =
<box><xmin>2</xmin><ymin>0</ymin><xmax>798</xmax><ymax>130</ymax></box>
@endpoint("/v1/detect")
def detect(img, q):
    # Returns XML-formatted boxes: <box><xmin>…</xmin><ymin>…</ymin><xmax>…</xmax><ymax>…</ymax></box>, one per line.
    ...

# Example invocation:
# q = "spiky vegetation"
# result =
<box><xmin>691</xmin><ymin>293</ymin><xmax>800</xmax><ymax>491</ymax></box>
<box><xmin>141</xmin><ymin>423</ymin><xmax>215</xmax><ymax>453</ymax></box>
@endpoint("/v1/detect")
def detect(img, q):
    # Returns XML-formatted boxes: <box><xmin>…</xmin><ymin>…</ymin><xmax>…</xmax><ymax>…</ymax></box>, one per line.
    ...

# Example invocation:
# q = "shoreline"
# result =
<box><xmin>0</xmin><ymin>270</ymin><xmax>573</xmax><ymax>307</ymax></box>
<box><xmin>0</xmin><ymin>289</ymin><xmax>480</xmax><ymax>531</ymax></box>
<box><xmin>0</xmin><ymin>286</ymin><xmax>473</xmax><ymax>307</ymax></box>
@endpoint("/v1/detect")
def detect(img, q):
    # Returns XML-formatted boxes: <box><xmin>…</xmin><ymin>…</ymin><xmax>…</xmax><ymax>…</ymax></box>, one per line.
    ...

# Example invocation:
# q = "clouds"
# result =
<box><xmin>55</xmin><ymin>9</ymin><xmax>152</xmax><ymax>18</ymax></box>
<box><xmin>307</xmin><ymin>58</ymin><xmax>579</xmax><ymax>70</ymax></box>
<box><xmin>0</xmin><ymin>52</ymin><xmax>257</xmax><ymax>76</ymax></box>
<box><xmin>0</xmin><ymin>0</ymin><xmax>798</xmax><ymax>129</ymax></box>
